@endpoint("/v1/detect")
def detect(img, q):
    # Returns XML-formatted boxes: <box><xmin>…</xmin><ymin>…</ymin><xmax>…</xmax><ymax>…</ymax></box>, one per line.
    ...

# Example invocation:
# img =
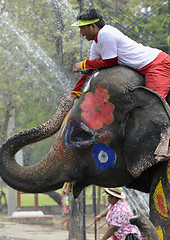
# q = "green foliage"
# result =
<box><xmin>92</xmin><ymin>0</ymin><xmax>168</xmax><ymax>51</ymax></box>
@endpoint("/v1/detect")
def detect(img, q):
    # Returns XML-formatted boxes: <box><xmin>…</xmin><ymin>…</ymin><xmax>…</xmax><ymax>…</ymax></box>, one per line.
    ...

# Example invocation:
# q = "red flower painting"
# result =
<box><xmin>81</xmin><ymin>85</ymin><xmax>114</xmax><ymax>130</ymax></box>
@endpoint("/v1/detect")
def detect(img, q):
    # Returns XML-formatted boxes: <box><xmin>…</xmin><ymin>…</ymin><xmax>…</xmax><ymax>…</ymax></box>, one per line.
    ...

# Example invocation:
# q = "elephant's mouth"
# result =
<box><xmin>64</xmin><ymin>121</ymin><xmax>95</xmax><ymax>147</ymax></box>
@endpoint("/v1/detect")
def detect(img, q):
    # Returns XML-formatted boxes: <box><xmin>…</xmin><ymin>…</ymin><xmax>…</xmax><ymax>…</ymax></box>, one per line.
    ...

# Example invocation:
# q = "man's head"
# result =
<box><xmin>72</xmin><ymin>8</ymin><xmax>105</xmax><ymax>41</ymax></box>
<box><xmin>75</xmin><ymin>8</ymin><xmax>105</xmax><ymax>29</ymax></box>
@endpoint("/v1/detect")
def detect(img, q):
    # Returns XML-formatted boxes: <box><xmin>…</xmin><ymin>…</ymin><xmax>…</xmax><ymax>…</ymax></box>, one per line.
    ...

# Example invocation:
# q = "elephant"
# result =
<box><xmin>0</xmin><ymin>66</ymin><xmax>169</xmax><ymax>239</ymax></box>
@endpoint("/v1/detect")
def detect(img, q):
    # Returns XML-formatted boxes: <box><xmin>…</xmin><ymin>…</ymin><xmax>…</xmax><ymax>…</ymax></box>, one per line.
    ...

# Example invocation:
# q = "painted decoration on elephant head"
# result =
<box><xmin>92</xmin><ymin>143</ymin><xmax>116</xmax><ymax>171</ymax></box>
<box><xmin>56</xmin><ymin>110</ymin><xmax>72</xmax><ymax>140</ymax></box>
<box><xmin>64</xmin><ymin>121</ymin><xmax>94</xmax><ymax>147</ymax></box>
<box><xmin>81</xmin><ymin>85</ymin><xmax>114</xmax><ymax>130</ymax></box>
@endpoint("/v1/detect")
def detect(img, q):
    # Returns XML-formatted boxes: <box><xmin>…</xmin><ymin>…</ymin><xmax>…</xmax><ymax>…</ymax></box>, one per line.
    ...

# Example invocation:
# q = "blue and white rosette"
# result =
<box><xmin>92</xmin><ymin>144</ymin><xmax>116</xmax><ymax>171</ymax></box>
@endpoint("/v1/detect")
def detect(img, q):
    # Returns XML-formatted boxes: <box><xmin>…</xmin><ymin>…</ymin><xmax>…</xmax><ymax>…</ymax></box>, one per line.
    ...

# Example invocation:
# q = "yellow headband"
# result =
<box><xmin>71</xmin><ymin>19</ymin><xmax>99</xmax><ymax>27</ymax></box>
<box><xmin>103</xmin><ymin>192</ymin><xmax>111</xmax><ymax>197</ymax></box>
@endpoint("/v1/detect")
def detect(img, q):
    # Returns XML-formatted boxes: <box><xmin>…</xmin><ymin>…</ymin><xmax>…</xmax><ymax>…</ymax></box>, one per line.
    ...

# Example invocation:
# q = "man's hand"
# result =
<box><xmin>73</xmin><ymin>62</ymin><xmax>81</xmax><ymax>73</ymax></box>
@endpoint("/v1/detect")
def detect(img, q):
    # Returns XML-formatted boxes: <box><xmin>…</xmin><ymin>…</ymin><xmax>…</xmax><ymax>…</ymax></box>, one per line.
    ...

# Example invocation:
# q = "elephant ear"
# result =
<box><xmin>124</xmin><ymin>87</ymin><xmax>170</xmax><ymax>178</ymax></box>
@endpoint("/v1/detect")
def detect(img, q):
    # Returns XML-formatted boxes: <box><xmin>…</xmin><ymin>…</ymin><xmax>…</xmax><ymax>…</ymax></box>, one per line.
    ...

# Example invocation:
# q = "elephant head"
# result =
<box><xmin>0</xmin><ymin>66</ymin><xmax>169</xmax><ymax>239</ymax></box>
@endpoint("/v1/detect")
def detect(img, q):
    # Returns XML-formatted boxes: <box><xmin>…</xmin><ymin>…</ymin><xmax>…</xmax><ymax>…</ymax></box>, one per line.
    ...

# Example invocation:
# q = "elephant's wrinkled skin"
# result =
<box><xmin>0</xmin><ymin>66</ymin><xmax>169</xmax><ymax>239</ymax></box>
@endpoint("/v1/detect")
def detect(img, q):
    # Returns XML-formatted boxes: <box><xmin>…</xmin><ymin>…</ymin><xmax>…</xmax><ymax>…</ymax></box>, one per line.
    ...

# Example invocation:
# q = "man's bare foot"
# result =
<box><xmin>161</xmin><ymin>145</ymin><xmax>170</xmax><ymax>161</ymax></box>
<box><xmin>154</xmin><ymin>144</ymin><xmax>170</xmax><ymax>162</ymax></box>
<box><xmin>159</xmin><ymin>154</ymin><xmax>170</xmax><ymax>162</ymax></box>
<box><xmin>155</xmin><ymin>153</ymin><xmax>170</xmax><ymax>162</ymax></box>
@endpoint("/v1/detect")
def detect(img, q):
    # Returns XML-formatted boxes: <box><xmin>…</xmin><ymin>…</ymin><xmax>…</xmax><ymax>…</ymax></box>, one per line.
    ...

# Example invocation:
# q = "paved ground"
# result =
<box><xmin>0</xmin><ymin>221</ymin><xmax>68</xmax><ymax>240</ymax></box>
<box><xmin>0</xmin><ymin>215</ymin><xmax>107</xmax><ymax>240</ymax></box>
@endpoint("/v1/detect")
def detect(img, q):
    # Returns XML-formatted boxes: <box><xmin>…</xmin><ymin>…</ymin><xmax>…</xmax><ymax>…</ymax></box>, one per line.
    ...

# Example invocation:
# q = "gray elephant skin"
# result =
<box><xmin>0</xmin><ymin>66</ymin><xmax>169</xmax><ymax>239</ymax></box>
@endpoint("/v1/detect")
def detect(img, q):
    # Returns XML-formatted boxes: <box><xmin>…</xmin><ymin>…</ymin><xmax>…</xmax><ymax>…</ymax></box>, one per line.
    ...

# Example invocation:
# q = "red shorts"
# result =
<box><xmin>137</xmin><ymin>52</ymin><xmax>170</xmax><ymax>99</ymax></box>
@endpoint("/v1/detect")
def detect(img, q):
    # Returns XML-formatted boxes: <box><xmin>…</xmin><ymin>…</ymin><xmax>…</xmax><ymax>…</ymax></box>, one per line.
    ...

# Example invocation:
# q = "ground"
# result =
<box><xmin>0</xmin><ymin>215</ymin><xmax>108</xmax><ymax>240</ymax></box>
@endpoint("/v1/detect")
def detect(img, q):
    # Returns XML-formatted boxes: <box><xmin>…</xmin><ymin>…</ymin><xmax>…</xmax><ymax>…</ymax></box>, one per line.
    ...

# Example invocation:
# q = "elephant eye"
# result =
<box><xmin>65</xmin><ymin>122</ymin><xmax>94</xmax><ymax>147</ymax></box>
<box><xmin>71</xmin><ymin>125</ymin><xmax>93</xmax><ymax>143</ymax></box>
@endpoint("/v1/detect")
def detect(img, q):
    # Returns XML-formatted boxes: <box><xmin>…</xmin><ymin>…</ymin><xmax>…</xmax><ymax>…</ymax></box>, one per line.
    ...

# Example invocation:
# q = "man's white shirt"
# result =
<box><xmin>90</xmin><ymin>25</ymin><xmax>161</xmax><ymax>69</ymax></box>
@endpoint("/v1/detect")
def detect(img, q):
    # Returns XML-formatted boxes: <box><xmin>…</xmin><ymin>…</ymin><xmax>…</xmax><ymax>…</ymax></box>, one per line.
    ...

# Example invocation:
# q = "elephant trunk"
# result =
<box><xmin>0</xmin><ymin>96</ymin><xmax>72</xmax><ymax>192</ymax></box>
<box><xmin>130</xmin><ymin>214</ymin><xmax>159</xmax><ymax>240</ymax></box>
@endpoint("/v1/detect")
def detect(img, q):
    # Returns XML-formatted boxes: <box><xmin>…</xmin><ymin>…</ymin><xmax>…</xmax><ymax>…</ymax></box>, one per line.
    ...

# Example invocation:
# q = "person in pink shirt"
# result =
<box><xmin>95</xmin><ymin>187</ymin><xmax>141</xmax><ymax>240</ymax></box>
<box><xmin>58</xmin><ymin>183</ymin><xmax>70</xmax><ymax>230</ymax></box>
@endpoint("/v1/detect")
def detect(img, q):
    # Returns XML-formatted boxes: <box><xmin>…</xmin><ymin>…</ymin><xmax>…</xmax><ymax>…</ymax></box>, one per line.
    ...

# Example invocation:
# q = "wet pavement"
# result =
<box><xmin>0</xmin><ymin>221</ymin><xmax>68</xmax><ymax>240</ymax></box>
<box><xmin>0</xmin><ymin>215</ymin><xmax>106</xmax><ymax>240</ymax></box>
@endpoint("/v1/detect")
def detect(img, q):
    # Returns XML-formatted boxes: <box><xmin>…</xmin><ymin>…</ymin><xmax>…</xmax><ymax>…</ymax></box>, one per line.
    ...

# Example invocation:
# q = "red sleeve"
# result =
<box><xmin>71</xmin><ymin>74</ymin><xmax>89</xmax><ymax>97</ymax></box>
<box><xmin>85</xmin><ymin>57</ymin><xmax>118</xmax><ymax>69</ymax></box>
<box><xmin>71</xmin><ymin>57</ymin><xmax>118</xmax><ymax>97</ymax></box>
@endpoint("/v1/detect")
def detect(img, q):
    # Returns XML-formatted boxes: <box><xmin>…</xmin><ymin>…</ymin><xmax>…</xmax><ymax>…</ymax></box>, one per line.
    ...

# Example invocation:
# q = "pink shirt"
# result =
<box><xmin>61</xmin><ymin>195</ymin><xmax>69</xmax><ymax>215</ymax></box>
<box><xmin>106</xmin><ymin>199</ymin><xmax>141</xmax><ymax>240</ymax></box>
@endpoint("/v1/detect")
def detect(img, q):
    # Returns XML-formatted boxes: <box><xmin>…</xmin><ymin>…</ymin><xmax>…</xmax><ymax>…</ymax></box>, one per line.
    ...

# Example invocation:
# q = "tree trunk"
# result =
<box><xmin>52</xmin><ymin>1</ymin><xmax>64</xmax><ymax>64</ymax></box>
<box><xmin>2</xmin><ymin>93</ymin><xmax>15</xmax><ymax>138</ymax></box>
<box><xmin>96</xmin><ymin>186</ymin><xmax>101</xmax><ymax>215</ymax></box>
<box><xmin>69</xmin><ymin>192</ymin><xmax>85</xmax><ymax>240</ymax></box>
<box><xmin>7</xmin><ymin>97</ymin><xmax>16</xmax><ymax>216</ymax></box>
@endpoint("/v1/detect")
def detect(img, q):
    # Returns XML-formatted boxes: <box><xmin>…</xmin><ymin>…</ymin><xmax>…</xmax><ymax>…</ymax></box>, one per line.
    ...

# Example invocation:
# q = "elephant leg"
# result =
<box><xmin>149</xmin><ymin>160</ymin><xmax>170</xmax><ymax>239</ymax></box>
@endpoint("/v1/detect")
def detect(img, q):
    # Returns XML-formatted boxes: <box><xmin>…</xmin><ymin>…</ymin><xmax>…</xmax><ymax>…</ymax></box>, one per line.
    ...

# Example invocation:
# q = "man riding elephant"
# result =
<box><xmin>69</xmin><ymin>8</ymin><xmax>170</xmax><ymax>103</ymax></box>
<box><xmin>68</xmin><ymin>7</ymin><xmax>170</xmax><ymax>161</ymax></box>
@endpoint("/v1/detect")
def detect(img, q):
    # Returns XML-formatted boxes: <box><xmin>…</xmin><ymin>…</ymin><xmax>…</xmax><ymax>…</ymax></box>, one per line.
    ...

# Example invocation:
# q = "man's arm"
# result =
<box><xmin>85</xmin><ymin>58</ymin><xmax>118</xmax><ymax>69</ymax></box>
<box><xmin>73</xmin><ymin>57</ymin><xmax>118</xmax><ymax>73</ymax></box>
<box><xmin>71</xmin><ymin>73</ymin><xmax>89</xmax><ymax>97</ymax></box>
